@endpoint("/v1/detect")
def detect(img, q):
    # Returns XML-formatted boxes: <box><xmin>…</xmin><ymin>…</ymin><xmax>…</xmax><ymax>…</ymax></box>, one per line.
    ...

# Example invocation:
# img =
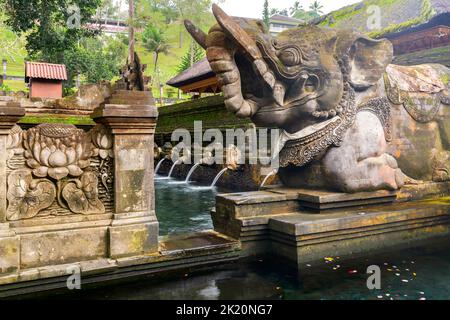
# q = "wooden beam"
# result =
<box><xmin>180</xmin><ymin>76</ymin><xmax>220</xmax><ymax>93</ymax></box>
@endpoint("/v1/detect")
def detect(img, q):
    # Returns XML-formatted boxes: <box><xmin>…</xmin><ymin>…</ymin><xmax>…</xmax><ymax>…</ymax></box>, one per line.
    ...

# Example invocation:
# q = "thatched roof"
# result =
<box><xmin>313</xmin><ymin>0</ymin><xmax>450</xmax><ymax>38</ymax></box>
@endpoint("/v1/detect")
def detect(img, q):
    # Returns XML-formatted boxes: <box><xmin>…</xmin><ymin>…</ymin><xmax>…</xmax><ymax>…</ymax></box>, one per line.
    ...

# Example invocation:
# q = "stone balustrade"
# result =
<box><xmin>0</xmin><ymin>90</ymin><xmax>159</xmax><ymax>277</ymax></box>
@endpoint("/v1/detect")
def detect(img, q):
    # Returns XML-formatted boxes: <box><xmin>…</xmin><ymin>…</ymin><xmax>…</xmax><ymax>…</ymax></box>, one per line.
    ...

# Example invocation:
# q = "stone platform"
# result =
<box><xmin>212</xmin><ymin>182</ymin><xmax>450</xmax><ymax>266</ymax></box>
<box><xmin>0</xmin><ymin>231</ymin><xmax>240</xmax><ymax>297</ymax></box>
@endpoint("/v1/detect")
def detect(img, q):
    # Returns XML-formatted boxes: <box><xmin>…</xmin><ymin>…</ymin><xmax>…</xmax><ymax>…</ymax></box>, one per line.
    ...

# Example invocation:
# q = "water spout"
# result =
<box><xmin>210</xmin><ymin>167</ymin><xmax>228</xmax><ymax>187</ymax></box>
<box><xmin>168</xmin><ymin>159</ymin><xmax>182</xmax><ymax>178</ymax></box>
<box><xmin>259</xmin><ymin>169</ymin><xmax>277</xmax><ymax>189</ymax></box>
<box><xmin>185</xmin><ymin>163</ymin><xmax>201</xmax><ymax>183</ymax></box>
<box><xmin>155</xmin><ymin>158</ymin><xmax>167</xmax><ymax>175</ymax></box>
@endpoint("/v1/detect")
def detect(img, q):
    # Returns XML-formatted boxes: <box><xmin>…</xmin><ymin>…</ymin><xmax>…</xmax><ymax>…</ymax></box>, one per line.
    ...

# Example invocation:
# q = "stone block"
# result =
<box><xmin>109</xmin><ymin>221</ymin><xmax>159</xmax><ymax>259</ymax></box>
<box><xmin>0</xmin><ymin>236</ymin><xmax>19</xmax><ymax>275</ymax></box>
<box><xmin>295</xmin><ymin>189</ymin><xmax>397</xmax><ymax>210</ymax></box>
<box><xmin>269</xmin><ymin>199</ymin><xmax>450</xmax><ymax>265</ymax></box>
<box><xmin>20</xmin><ymin>227</ymin><xmax>108</xmax><ymax>269</ymax></box>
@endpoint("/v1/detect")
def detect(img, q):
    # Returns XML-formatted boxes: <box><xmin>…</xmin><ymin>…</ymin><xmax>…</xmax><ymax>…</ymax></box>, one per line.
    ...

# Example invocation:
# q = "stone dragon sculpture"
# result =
<box><xmin>185</xmin><ymin>4</ymin><xmax>450</xmax><ymax>193</ymax></box>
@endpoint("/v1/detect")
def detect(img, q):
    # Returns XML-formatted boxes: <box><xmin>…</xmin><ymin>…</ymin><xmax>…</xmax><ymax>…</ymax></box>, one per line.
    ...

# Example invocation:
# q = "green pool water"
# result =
<box><xmin>155</xmin><ymin>175</ymin><xmax>217</xmax><ymax>235</ymax></box>
<box><xmin>32</xmin><ymin>178</ymin><xmax>450</xmax><ymax>300</ymax></box>
<box><xmin>46</xmin><ymin>237</ymin><xmax>450</xmax><ymax>300</ymax></box>
<box><xmin>153</xmin><ymin>179</ymin><xmax>450</xmax><ymax>300</ymax></box>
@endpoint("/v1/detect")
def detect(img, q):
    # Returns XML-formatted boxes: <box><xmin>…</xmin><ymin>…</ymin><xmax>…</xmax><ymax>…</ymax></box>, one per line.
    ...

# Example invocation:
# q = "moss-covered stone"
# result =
<box><xmin>368</xmin><ymin>0</ymin><xmax>435</xmax><ymax>38</ymax></box>
<box><xmin>318</xmin><ymin>0</ymin><xmax>439</xmax><ymax>39</ymax></box>
<box><xmin>19</xmin><ymin>114</ymin><xmax>95</xmax><ymax>126</ymax></box>
<box><xmin>156</xmin><ymin>96</ymin><xmax>253</xmax><ymax>135</ymax></box>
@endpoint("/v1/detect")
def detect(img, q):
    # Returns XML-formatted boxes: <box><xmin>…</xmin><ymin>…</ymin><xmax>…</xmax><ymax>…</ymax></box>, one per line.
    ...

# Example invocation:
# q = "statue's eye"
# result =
<box><xmin>278</xmin><ymin>47</ymin><xmax>302</xmax><ymax>66</ymax></box>
<box><xmin>304</xmin><ymin>76</ymin><xmax>319</xmax><ymax>93</ymax></box>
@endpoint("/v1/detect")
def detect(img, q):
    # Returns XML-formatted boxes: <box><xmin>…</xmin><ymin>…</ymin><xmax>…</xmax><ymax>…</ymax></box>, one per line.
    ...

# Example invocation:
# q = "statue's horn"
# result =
<box><xmin>184</xmin><ymin>20</ymin><xmax>207</xmax><ymax>49</ymax></box>
<box><xmin>211</xmin><ymin>4</ymin><xmax>262</xmax><ymax>61</ymax></box>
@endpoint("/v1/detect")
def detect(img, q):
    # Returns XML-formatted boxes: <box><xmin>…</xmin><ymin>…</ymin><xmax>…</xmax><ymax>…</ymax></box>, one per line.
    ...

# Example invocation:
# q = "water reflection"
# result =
<box><xmin>35</xmin><ymin>238</ymin><xmax>450</xmax><ymax>300</ymax></box>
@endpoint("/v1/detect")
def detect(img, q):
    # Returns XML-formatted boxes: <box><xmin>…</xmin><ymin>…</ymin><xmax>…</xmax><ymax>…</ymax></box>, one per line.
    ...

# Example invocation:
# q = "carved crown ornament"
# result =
<box><xmin>5</xmin><ymin>123</ymin><xmax>114</xmax><ymax>221</ymax></box>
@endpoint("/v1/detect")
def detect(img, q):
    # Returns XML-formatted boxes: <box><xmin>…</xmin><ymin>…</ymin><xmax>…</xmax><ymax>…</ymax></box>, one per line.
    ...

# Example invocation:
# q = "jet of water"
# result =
<box><xmin>259</xmin><ymin>169</ymin><xmax>278</xmax><ymax>189</ymax></box>
<box><xmin>185</xmin><ymin>163</ymin><xmax>201</xmax><ymax>183</ymax></box>
<box><xmin>168</xmin><ymin>159</ymin><xmax>182</xmax><ymax>178</ymax></box>
<box><xmin>155</xmin><ymin>158</ymin><xmax>167</xmax><ymax>175</ymax></box>
<box><xmin>210</xmin><ymin>167</ymin><xmax>228</xmax><ymax>187</ymax></box>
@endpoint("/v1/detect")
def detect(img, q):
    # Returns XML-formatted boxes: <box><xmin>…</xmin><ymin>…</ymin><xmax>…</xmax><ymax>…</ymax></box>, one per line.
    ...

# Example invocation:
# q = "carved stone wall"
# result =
<box><xmin>5</xmin><ymin>123</ymin><xmax>114</xmax><ymax>221</ymax></box>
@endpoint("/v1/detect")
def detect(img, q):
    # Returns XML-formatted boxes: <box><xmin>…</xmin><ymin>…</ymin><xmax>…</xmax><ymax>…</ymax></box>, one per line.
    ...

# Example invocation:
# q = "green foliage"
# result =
<box><xmin>263</xmin><ymin>0</ymin><xmax>270</xmax><ymax>28</ymax></box>
<box><xmin>272</xmin><ymin>0</ymin><xmax>322</xmax><ymax>22</ymax></box>
<box><xmin>0</xmin><ymin>0</ymin><xmax>123</xmax><ymax>90</ymax></box>
<box><xmin>270</xmin><ymin>8</ymin><xmax>289</xmax><ymax>16</ymax></box>
<box><xmin>309</xmin><ymin>0</ymin><xmax>324</xmax><ymax>15</ymax></box>
<box><xmin>3</xmin><ymin>0</ymin><xmax>102</xmax><ymax>60</ymax></box>
<box><xmin>62</xmin><ymin>36</ymin><xmax>127</xmax><ymax>87</ymax></box>
<box><xmin>368</xmin><ymin>0</ymin><xmax>435</xmax><ymax>38</ymax></box>
<box><xmin>138</xmin><ymin>0</ymin><xmax>178</xmax><ymax>24</ymax></box>
<box><xmin>176</xmin><ymin>42</ymin><xmax>204</xmax><ymax>73</ymax></box>
<box><xmin>142</xmin><ymin>24</ymin><xmax>172</xmax><ymax>72</ymax></box>
<box><xmin>0</xmin><ymin>8</ymin><xmax>27</xmax><ymax>79</ymax></box>
<box><xmin>292</xmin><ymin>9</ymin><xmax>319</xmax><ymax>21</ymax></box>
<box><xmin>0</xmin><ymin>82</ymin><xmax>12</xmax><ymax>92</ymax></box>
<box><xmin>319</xmin><ymin>3</ymin><xmax>359</xmax><ymax>27</ymax></box>
<box><xmin>441</xmin><ymin>73</ymin><xmax>450</xmax><ymax>86</ymax></box>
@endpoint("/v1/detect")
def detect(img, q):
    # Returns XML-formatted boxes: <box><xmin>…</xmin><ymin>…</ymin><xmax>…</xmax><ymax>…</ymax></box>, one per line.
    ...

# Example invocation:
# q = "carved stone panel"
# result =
<box><xmin>5</xmin><ymin>123</ymin><xmax>114</xmax><ymax>221</ymax></box>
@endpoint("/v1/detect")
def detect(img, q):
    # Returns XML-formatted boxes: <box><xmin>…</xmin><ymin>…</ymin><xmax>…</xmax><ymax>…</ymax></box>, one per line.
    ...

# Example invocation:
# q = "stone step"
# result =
<box><xmin>113</xmin><ymin>90</ymin><xmax>154</xmax><ymax>98</ymax></box>
<box><xmin>107</xmin><ymin>98</ymin><xmax>155</xmax><ymax>105</ymax></box>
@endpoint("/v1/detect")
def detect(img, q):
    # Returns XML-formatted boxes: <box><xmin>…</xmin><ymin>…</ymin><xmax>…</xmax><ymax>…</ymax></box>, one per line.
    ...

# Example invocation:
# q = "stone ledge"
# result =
<box><xmin>0</xmin><ymin>231</ymin><xmax>241</xmax><ymax>297</ymax></box>
<box><xmin>93</xmin><ymin>103</ymin><xmax>158</xmax><ymax>119</ymax></box>
<box><xmin>268</xmin><ymin>200</ymin><xmax>450</xmax><ymax>236</ymax></box>
<box><xmin>267</xmin><ymin>198</ymin><xmax>450</xmax><ymax>265</ymax></box>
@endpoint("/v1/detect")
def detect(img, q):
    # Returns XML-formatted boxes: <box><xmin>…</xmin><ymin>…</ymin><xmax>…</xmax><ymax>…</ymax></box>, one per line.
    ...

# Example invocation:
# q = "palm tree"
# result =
<box><xmin>309</xmin><ymin>1</ymin><xmax>324</xmax><ymax>15</ymax></box>
<box><xmin>128</xmin><ymin>0</ymin><xmax>135</xmax><ymax>64</ymax></box>
<box><xmin>142</xmin><ymin>25</ymin><xmax>171</xmax><ymax>73</ymax></box>
<box><xmin>290</xmin><ymin>1</ymin><xmax>303</xmax><ymax>16</ymax></box>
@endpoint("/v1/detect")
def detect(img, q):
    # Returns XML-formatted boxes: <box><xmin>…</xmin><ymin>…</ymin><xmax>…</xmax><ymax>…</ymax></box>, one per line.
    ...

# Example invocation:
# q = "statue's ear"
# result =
<box><xmin>348</xmin><ymin>37</ymin><xmax>393</xmax><ymax>89</ymax></box>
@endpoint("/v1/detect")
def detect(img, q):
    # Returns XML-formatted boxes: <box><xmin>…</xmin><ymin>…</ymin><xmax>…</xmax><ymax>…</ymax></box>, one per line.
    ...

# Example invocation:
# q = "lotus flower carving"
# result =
<box><xmin>91</xmin><ymin>125</ymin><xmax>114</xmax><ymax>159</ymax></box>
<box><xmin>6</xmin><ymin>169</ymin><xmax>56</xmax><ymax>221</ymax></box>
<box><xmin>23</xmin><ymin>124</ymin><xmax>92</xmax><ymax>180</ymax></box>
<box><xmin>6</xmin><ymin>125</ymin><xmax>24</xmax><ymax>161</ymax></box>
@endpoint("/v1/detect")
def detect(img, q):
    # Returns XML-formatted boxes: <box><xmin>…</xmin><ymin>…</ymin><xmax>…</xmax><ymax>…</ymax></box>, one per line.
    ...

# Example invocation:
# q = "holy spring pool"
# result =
<box><xmin>41</xmin><ymin>178</ymin><xmax>450</xmax><ymax>300</ymax></box>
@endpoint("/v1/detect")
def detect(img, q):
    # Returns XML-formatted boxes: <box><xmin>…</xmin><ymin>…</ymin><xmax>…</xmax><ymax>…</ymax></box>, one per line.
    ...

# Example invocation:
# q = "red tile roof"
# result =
<box><xmin>25</xmin><ymin>62</ymin><xmax>68</xmax><ymax>81</ymax></box>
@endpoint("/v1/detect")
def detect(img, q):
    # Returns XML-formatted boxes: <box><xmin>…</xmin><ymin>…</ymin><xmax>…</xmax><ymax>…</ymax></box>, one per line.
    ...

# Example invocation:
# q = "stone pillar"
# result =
<box><xmin>0</xmin><ymin>102</ymin><xmax>24</xmax><ymax>275</ymax></box>
<box><xmin>92</xmin><ymin>100</ymin><xmax>159</xmax><ymax>258</ymax></box>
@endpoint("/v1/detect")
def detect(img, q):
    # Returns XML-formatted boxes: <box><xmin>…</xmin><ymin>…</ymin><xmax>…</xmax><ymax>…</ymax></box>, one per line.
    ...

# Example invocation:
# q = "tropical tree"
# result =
<box><xmin>0</xmin><ymin>10</ymin><xmax>26</xmax><ymax>62</ymax></box>
<box><xmin>166</xmin><ymin>0</ymin><xmax>216</xmax><ymax>48</ymax></box>
<box><xmin>0</xmin><ymin>0</ymin><xmax>126</xmax><ymax>90</ymax></box>
<box><xmin>290</xmin><ymin>1</ymin><xmax>302</xmax><ymax>16</ymax></box>
<box><xmin>63</xmin><ymin>36</ymin><xmax>127</xmax><ymax>87</ymax></box>
<box><xmin>270</xmin><ymin>8</ymin><xmax>280</xmax><ymax>16</ymax></box>
<box><xmin>278</xmin><ymin>8</ymin><xmax>289</xmax><ymax>16</ymax></box>
<box><xmin>262</xmin><ymin>0</ymin><xmax>270</xmax><ymax>28</ymax></box>
<box><xmin>309</xmin><ymin>0</ymin><xmax>324</xmax><ymax>15</ymax></box>
<box><xmin>176</xmin><ymin>42</ymin><xmax>204</xmax><ymax>73</ymax></box>
<box><xmin>142</xmin><ymin>25</ymin><xmax>171</xmax><ymax>73</ymax></box>
<box><xmin>2</xmin><ymin>0</ymin><xmax>101</xmax><ymax>61</ymax></box>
